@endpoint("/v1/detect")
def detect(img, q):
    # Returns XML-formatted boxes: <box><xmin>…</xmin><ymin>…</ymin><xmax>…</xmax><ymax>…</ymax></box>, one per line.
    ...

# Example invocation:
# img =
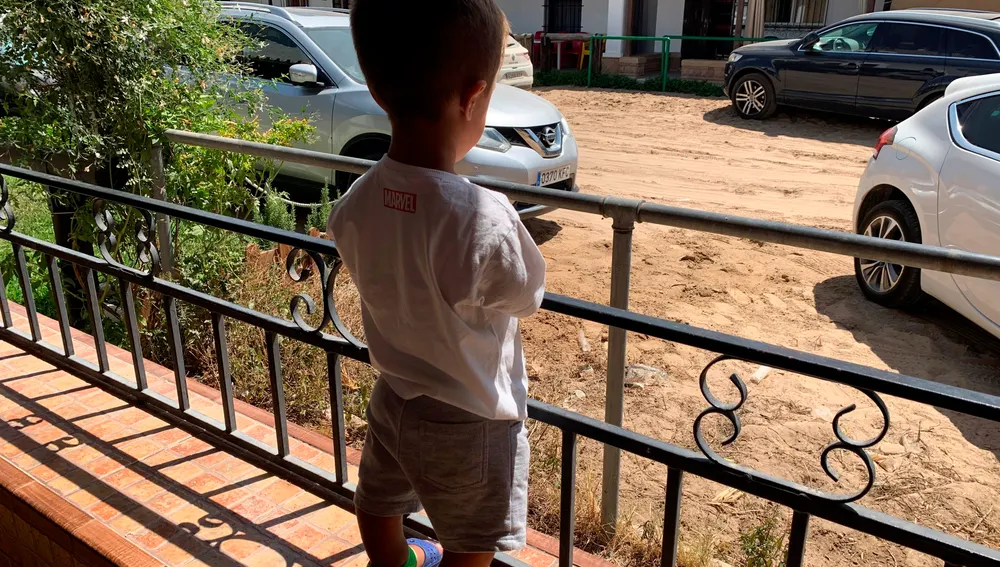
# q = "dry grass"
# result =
<box><xmin>525</xmin><ymin>425</ymin><xmax>724</xmax><ymax>567</ymax></box>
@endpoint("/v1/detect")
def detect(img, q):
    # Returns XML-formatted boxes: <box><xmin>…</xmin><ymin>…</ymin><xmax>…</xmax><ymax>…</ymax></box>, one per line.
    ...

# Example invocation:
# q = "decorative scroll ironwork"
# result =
<box><xmin>93</xmin><ymin>201</ymin><xmax>160</xmax><ymax>277</ymax></box>
<box><xmin>694</xmin><ymin>355</ymin><xmax>890</xmax><ymax>503</ymax></box>
<box><xmin>285</xmin><ymin>248</ymin><xmax>363</xmax><ymax>348</ymax></box>
<box><xmin>0</xmin><ymin>175</ymin><xmax>15</xmax><ymax>234</ymax></box>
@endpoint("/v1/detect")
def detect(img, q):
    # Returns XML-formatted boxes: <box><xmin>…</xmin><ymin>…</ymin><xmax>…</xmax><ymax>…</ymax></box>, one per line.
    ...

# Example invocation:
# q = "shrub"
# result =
<box><xmin>738</xmin><ymin>508</ymin><xmax>788</xmax><ymax>567</ymax></box>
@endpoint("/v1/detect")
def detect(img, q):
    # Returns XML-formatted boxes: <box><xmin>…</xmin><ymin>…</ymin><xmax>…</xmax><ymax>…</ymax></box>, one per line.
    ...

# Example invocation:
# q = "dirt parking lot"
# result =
<box><xmin>521</xmin><ymin>89</ymin><xmax>1000</xmax><ymax>566</ymax></box>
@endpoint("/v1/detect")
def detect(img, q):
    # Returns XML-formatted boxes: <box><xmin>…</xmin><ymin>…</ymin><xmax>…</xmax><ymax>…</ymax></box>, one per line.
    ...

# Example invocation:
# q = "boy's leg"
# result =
<box><xmin>439</xmin><ymin>552</ymin><xmax>495</xmax><ymax>567</ymax></box>
<box><xmin>356</xmin><ymin>380</ymin><xmax>427</xmax><ymax>566</ymax></box>
<box><xmin>357</xmin><ymin>511</ymin><xmax>442</xmax><ymax>567</ymax></box>
<box><xmin>357</xmin><ymin>511</ymin><xmax>409</xmax><ymax>567</ymax></box>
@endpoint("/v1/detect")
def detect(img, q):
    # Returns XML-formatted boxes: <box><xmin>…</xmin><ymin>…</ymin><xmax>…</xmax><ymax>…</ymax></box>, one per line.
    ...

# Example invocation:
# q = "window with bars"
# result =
<box><xmin>764</xmin><ymin>0</ymin><xmax>827</xmax><ymax>24</ymax></box>
<box><xmin>545</xmin><ymin>0</ymin><xmax>584</xmax><ymax>33</ymax></box>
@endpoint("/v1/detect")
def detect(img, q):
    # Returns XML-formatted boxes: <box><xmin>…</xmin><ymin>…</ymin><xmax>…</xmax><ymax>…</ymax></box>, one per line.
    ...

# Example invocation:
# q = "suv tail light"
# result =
<box><xmin>873</xmin><ymin>126</ymin><xmax>897</xmax><ymax>159</ymax></box>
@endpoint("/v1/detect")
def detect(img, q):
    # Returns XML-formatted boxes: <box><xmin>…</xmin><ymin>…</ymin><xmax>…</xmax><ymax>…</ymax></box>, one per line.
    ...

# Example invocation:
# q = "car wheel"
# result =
<box><xmin>853</xmin><ymin>199</ymin><xmax>924</xmax><ymax>308</ymax></box>
<box><xmin>335</xmin><ymin>145</ymin><xmax>389</xmax><ymax>194</ymax></box>
<box><xmin>731</xmin><ymin>73</ymin><xmax>777</xmax><ymax>120</ymax></box>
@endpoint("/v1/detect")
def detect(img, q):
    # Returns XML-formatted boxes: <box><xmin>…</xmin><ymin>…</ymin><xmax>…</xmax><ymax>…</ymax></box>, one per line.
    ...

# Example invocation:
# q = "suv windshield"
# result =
<box><xmin>305</xmin><ymin>27</ymin><xmax>365</xmax><ymax>84</ymax></box>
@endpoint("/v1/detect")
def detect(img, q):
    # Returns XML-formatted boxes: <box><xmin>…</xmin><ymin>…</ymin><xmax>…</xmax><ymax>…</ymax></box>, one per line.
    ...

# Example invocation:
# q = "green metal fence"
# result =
<box><xmin>582</xmin><ymin>34</ymin><xmax>773</xmax><ymax>91</ymax></box>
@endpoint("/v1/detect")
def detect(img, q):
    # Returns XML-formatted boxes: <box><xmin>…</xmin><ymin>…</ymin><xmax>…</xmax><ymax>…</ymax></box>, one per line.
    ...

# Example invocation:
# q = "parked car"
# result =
<box><xmin>498</xmin><ymin>35</ymin><xmax>534</xmax><ymax>89</ymax></box>
<box><xmin>851</xmin><ymin>72</ymin><xmax>1000</xmax><ymax>340</ymax></box>
<box><xmin>723</xmin><ymin>8</ymin><xmax>1000</xmax><ymax>120</ymax></box>
<box><xmin>219</xmin><ymin>3</ymin><xmax>576</xmax><ymax>219</ymax></box>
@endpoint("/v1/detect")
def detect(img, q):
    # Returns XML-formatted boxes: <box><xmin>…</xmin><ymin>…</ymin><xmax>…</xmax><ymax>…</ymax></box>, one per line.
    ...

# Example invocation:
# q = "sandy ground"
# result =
<box><xmin>517</xmin><ymin>88</ymin><xmax>1000</xmax><ymax>566</ymax></box>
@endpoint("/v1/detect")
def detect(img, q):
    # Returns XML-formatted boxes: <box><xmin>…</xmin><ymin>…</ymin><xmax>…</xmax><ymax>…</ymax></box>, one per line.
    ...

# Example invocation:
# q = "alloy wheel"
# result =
<box><xmin>735</xmin><ymin>80</ymin><xmax>767</xmax><ymax>116</ymax></box>
<box><xmin>859</xmin><ymin>215</ymin><xmax>906</xmax><ymax>293</ymax></box>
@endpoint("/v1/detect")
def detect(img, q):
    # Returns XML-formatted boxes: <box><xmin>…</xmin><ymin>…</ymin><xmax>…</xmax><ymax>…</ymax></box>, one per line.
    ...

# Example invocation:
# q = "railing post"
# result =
<box><xmin>785</xmin><ymin>511</ymin><xmax>811</xmax><ymax>567</ymax></box>
<box><xmin>150</xmin><ymin>143</ymin><xmax>174</xmax><ymax>278</ymax></box>
<box><xmin>587</xmin><ymin>36</ymin><xmax>593</xmax><ymax>87</ymax></box>
<box><xmin>661</xmin><ymin>38</ymin><xmax>670</xmax><ymax>92</ymax></box>
<box><xmin>559</xmin><ymin>430</ymin><xmax>577</xmax><ymax>567</ymax></box>
<box><xmin>600</xmin><ymin>196</ymin><xmax>640</xmax><ymax>532</ymax></box>
<box><xmin>661</xmin><ymin>468</ymin><xmax>684</xmax><ymax>567</ymax></box>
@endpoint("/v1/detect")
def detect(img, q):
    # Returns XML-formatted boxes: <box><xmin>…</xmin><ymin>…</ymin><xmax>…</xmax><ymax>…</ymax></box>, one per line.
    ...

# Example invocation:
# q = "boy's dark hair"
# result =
<box><xmin>351</xmin><ymin>0</ymin><xmax>508</xmax><ymax>120</ymax></box>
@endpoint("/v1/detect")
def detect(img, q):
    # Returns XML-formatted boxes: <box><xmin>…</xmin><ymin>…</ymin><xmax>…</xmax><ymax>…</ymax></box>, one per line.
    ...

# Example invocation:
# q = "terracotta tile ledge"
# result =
<box><xmin>0</xmin><ymin>303</ymin><xmax>614</xmax><ymax>567</ymax></box>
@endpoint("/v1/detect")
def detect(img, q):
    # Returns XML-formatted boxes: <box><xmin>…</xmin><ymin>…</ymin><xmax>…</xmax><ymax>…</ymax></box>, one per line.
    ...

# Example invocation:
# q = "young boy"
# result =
<box><xmin>326</xmin><ymin>2</ymin><xmax>546</xmax><ymax>567</ymax></box>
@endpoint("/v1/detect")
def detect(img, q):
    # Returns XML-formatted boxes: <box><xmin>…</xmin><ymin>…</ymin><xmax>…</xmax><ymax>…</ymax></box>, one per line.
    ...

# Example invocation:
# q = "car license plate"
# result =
<box><xmin>505</xmin><ymin>71</ymin><xmax>527</xmax><ymax>79</ymax></box>
<box><xmin>537</xmin><ymin>165</ymin><xmax>572</xmax><ymax>186</ymax></box>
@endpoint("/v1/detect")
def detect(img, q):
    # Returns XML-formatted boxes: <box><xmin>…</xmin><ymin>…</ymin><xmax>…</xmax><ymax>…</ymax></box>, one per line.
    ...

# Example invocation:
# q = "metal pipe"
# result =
<box><xmin>600</xmin><ymin>197</ymin><xmax>639</xmax><ymax>531</ymax></box>
<box><xmin>142</xmin><ymin>134</ymin><xmax>1000</xmax><ymax>282</ymax></box>
<box><xmin>661</xmin><ymin>38</ymin><xmax>669</xmax><ymax>92</ymax></box>
<box><xmin>636</xmin><ymin>202</ymin><xmax>1000</xmax><ymax>282</ymax></box>
<box><xmin>150</xmin><ymin>144</ymin><xmax>174</xmax><ymax>278</ymax></box>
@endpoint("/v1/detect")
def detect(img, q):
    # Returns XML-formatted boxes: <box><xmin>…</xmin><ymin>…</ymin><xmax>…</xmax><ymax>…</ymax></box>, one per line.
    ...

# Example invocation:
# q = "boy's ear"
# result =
<box><xmin>459</xmin><ymin>80</ymin><xmax>489</xmax><ymax>121</ymax></box>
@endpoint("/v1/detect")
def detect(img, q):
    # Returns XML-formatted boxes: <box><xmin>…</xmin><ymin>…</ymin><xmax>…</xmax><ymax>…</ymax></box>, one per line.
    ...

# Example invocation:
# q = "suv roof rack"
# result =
<box><xmin>217</xmin><ymin>2</ymin><xmax>293</xmax><ymax>21</ymax></box>
<box><xmin>292</xmin><ymin>6</ymin><xmax>350</xmax><ymax>14</ymax></box>
<box><xmin>902</xmin><ymin>6</ymin><xmax>1000</xmax><ymax>20</ymax></box>
<box><xmin>905</xmin><ymin>6</ymin><xmax>991</xmax><ymax>12</ymax></box>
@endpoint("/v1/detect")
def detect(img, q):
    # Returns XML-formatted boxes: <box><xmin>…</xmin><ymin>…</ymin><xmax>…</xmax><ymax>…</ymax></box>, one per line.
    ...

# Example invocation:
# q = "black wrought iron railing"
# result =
<box><xmin>1</xmin><ymin>155</ymin><xmax>1000</xmax><ymax>567</ymax></box>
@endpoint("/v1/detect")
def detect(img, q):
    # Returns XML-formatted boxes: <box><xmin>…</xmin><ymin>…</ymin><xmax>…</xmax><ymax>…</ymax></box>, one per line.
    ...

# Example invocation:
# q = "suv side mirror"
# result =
<box><xmin>289</xmin><ymin>63</ymin><xmax>320</xmax><ymax>86</ymax></box>
<box><xmin>800</xmin><ymin>32</ymin><xmax>819</xmax><ymax>51</ymax></box>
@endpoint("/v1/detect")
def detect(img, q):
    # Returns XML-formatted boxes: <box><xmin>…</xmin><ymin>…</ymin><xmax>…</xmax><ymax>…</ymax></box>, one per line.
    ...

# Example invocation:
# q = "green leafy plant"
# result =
<box><xmin>306</xmin><ymin>189</ymin><xmax>333</xmax><ymax>233</ymax></box>
<box><xmin>738</xmin><ymin>508</ymin><xmax>788</xmax><ymax>567</ymax></box>
<box><xmin>0</xmin><ymin>179</ymin><xmax>56</xmax><ymax>316</ymax></box>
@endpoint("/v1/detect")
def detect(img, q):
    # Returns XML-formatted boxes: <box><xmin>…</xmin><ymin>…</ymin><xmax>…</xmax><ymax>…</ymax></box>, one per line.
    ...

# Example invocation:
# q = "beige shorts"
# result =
<box><xmin>354</xmin><ymin>378</ymin><xmax>530</xmax><ymax>553</ymax></box>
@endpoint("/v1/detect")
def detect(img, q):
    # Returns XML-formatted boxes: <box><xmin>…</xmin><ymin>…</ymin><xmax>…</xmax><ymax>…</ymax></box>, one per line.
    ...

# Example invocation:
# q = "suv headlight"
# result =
<box><xmin>560</xmin><ymin>117</ymin><xmax>572</xmax><ymax>137</ymax></box>
<box><xmin>728</xmin><ymin>52</ymin><xmax>743</xmax><ymax>63</ymax></box>
<box><xmin>477</xmin><ymin>128</ymin><xmax>511</xmax><ymax>152</ymax></box>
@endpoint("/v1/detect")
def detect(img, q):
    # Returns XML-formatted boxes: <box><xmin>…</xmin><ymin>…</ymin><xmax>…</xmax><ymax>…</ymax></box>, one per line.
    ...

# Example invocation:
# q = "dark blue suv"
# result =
<box><xmin>723</xmin><ymin>8</ymin><xmax>1000</xmax><ymax>119</ymax></box>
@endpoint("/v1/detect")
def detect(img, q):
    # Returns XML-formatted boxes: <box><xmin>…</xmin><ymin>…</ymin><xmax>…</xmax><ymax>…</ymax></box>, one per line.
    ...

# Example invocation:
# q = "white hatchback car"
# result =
<box><xmin>498</xmin><ymin>35</ymin><xmax>533</xmax><ymax>89</ymax></box>
<box><xmin>853</xmin><ymin>73</ymin><xmax>1000</xmax><ymax>340</ymax></box>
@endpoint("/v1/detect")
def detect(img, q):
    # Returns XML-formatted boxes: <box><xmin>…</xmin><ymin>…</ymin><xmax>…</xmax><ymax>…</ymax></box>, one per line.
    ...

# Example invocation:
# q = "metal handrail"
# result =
<box><xmin>2</xmin><ymin>158</ymin><xmax>1000</xmax><ymax>567</ymax></box>
<box><xmin>162</xmin><ymin>129</ymin><xmax>1000</xmax><ymax>282</ymax></box>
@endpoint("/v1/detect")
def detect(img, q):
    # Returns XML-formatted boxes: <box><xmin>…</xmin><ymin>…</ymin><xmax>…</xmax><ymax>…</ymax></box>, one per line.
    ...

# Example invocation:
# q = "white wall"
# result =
<box><xmin>583</xmin><ymin>0</ymin><xmax>610</xmax><ymax>34</ymax></box>
<box><xmin>496</xmin><ymin>0</ymin><xmax>608</xmax><ymax>35</ymax></box>
<box><xmin>496</xmin><ymin>0</ymin><xmax>545</xmax><ymax>34</ymax></box>
<box><xmin>825</xmin><ymin>0</ymin><xmax>865</xmax><ymax>23</ymax></box>
<box><xmin>654</xmin><ymin>0</ymin><xmax>685</xmax><ymax>52</ymax></box>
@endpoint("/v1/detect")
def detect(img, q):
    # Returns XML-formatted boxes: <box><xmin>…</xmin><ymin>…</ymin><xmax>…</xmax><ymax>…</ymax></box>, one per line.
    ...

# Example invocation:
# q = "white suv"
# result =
<box><xmin>852</xmin><ymin>73</ymin><xmax>1000</xmax><ymax>340</ymax></box>
<box><xmin>221</xmin><ymin>3</ymin><xmax>578</xmax><ymax>218</ymax></box>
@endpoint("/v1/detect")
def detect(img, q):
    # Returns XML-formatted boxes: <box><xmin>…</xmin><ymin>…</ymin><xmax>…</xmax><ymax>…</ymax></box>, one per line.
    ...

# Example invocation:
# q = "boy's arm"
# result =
<box><xmin>478</xmin><ymin>221</ymin><xmax>547</xmax><ymax>318</ymax></box>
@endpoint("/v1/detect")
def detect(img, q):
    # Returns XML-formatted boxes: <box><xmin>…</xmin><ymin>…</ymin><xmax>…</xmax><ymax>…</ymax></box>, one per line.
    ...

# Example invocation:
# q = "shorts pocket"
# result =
<box><xmin>419</xmin><ymin>421</ymin><xmax>487</xmax><ymax>493</ymax></box>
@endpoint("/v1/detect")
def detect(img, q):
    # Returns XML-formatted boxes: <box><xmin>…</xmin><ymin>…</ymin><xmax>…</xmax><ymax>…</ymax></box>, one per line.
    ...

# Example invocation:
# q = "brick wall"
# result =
<box><xmin>0</xmin><ymin>457</ymin><xmax>162</xmax><ymax>567</ymax></box>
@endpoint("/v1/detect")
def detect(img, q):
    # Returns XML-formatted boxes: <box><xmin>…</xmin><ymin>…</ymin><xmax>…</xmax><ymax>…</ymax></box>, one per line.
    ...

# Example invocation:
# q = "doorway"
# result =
<box><xmin>628</xmin><ymin>0</ymin><xmax>659</xmax><ymax>54</ymax></box>
<box><xmin>682</xmin><ymin>0</ymin><xmax>736</xmax><ymax>59</ymax></box>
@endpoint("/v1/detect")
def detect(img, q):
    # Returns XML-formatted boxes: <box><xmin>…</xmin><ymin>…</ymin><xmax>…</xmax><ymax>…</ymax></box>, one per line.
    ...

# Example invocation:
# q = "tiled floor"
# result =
<box><xmin>0</xmin><ymin>305</ymin><xmax>560</xmax><ymax>567</ymax></box>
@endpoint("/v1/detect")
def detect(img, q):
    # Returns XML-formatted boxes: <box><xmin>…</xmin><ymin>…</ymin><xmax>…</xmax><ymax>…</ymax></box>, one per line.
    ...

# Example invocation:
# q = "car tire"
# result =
<box><xmin>335</xmin><ymin>143</ymin><xmax>389</xmax><ymax>194</ymax></box>
<box><xmin>853</xmin><ymin>199</ymin><xmax>924</xmax><ymax>308</ymax></box>
<box><xmin>731</xmin><ymin>72</ymin><xmax>777</xmax><ymax>120</ymax></box>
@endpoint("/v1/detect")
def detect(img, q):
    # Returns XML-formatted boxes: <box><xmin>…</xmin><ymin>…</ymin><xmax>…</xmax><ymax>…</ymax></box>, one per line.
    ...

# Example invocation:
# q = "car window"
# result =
<box><xmin>304</xmin><ymin>27</ymin><xmax>365</xmax><ymax>84</ymax></box>
<box><xmin>871</xmin><ymin>23</ymin><xmax>943</xmax><ymax>56</ymax></box>
<box><xmin>240</xmin><ymin>23</ymin><xmax>313</xmax><ymax>82</ymax></box>
<box><xmin>810</xmin><ymin>22</ymin><xmax>879</xmax><ymax>53</ymax></box>
<box><xmin>945</xmin><ymin>29</ymin><xmax>999</xmax><ymax>60</ymax></box>
<box><xmin>955</xmin><ymin>94</ymin><xmax>1000</xmax><ymax>156</ymax></box>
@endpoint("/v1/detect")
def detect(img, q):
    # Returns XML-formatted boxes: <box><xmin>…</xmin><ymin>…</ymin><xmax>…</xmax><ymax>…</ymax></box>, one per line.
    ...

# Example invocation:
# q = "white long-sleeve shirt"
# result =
<box><xmin>327</xmin><ymin>157</ymin><xmax>546</xmax><ymax>420</ymax></box>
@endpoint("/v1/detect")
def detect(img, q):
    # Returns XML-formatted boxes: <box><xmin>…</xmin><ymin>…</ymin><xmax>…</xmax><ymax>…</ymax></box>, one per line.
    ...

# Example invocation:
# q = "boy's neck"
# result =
<box><xmin>386</xmin><ymin>119</ymin><xmax>460</xmax><ymax>174</ymax></box>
